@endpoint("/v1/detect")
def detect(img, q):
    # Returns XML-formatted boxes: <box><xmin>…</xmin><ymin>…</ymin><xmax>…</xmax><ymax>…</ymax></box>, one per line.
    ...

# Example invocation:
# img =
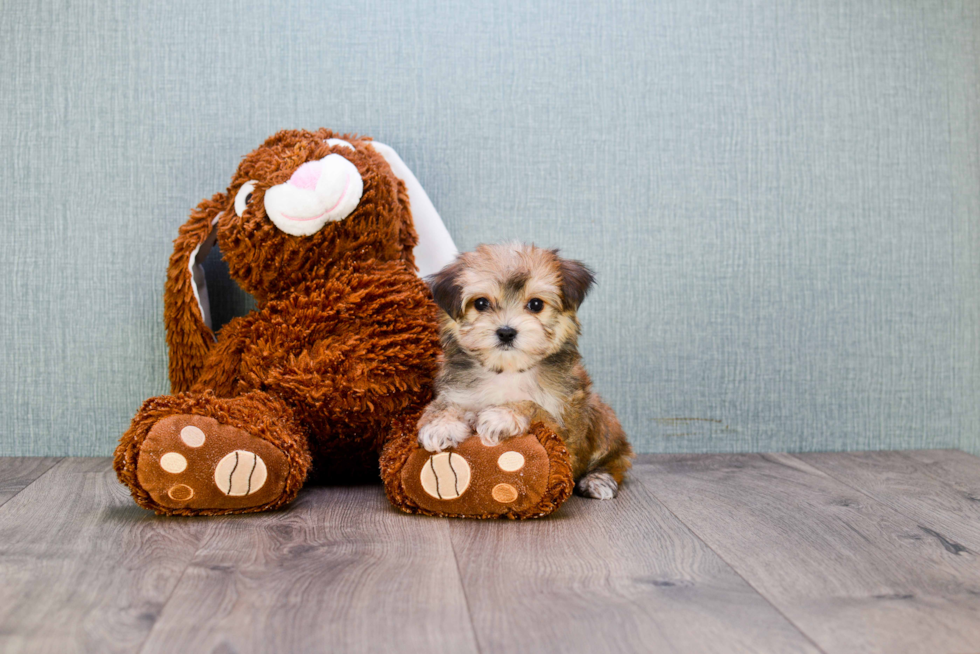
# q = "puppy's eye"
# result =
<box><xmin>473</xmin><ymin>297</ymin><xmax>491</xmax><ymax>312</ymax></box>
<box><xmin>234</xmin><ymin>181</ymin><xmax>258</xmax><ymax>217</ymax></box>
<box><xmin>526</xmin><ymin>298</ymin><xmax>544</xmax><ymax>313</ymax></box>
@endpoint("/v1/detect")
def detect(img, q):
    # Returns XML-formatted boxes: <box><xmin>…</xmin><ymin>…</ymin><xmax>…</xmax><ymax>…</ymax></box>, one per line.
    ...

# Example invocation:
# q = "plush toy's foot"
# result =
<box><xmin>115</xmin><ymin>391</ymin><xmax>311</xmax><ymax>516</ymax></box>
<box><xmin>382</xmin><ymin>418</ymin><xmax>574</xmax><ymax>519</ymax></box>
<box><xmin>136</xmin><ymin>414</ymin><xmax>290</xmax><ymax>512</ymax></box>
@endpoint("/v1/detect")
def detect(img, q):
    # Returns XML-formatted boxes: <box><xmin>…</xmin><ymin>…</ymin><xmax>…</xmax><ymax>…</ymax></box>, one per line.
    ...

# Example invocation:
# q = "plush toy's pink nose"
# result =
<box><xmin>288</xmin><ymin>159</ymin><xmax>324</xmax><ymax>191</ymax></box>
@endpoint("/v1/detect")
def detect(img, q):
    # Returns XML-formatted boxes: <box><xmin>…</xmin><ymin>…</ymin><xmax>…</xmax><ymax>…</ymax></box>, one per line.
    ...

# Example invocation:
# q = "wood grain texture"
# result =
<box><xmin>799</xmin><ymin>450</ymin><xmax>980</xmax><ymax>552</ymax></box>
<box><xmin>448</xmin><ymin>481</ymin><xmax>821</xmax><ymax>654</ymax></box>
<box><xmin>904</xmin><ymin>449</ymin><xmax>980</xmax><ymax>496</ymax></box>
<box><xmin>0</xmin><ymin>457</ymin><xmax>60</xmax><ymax>507</ymax></box>
<box><xmin>0</xmin><ymin>458</ymin><xmax>209</xmax><ymax>654</ymax></box>
<box><xmin>138</xmin><ymin>485</ymin><xmax>480</xmax><ymax>654</ymax></box>
<box><xmin>4</xmin><ymin>453</ymin><xmax>980</xmax><ymax>654</ymax></box>
<box><xmin>636</xmin><ymin>453</ymin><xmax>980</xmax><ymax>654</ymax></box>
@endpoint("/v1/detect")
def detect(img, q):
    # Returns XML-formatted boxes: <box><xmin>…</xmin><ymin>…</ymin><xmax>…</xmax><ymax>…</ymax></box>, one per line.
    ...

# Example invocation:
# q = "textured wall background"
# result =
<box><xmin>1</xmin><ymin>0</ymin><xmax>978</xmax><ymax>456</ymax></box>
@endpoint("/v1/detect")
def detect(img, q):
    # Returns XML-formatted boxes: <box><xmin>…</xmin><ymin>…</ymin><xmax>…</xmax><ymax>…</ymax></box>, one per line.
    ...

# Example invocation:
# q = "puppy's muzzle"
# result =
<box><xmin>496</xmin><ymin>326</ymin><xmax>518</xmax><ymax>346</ymax></box>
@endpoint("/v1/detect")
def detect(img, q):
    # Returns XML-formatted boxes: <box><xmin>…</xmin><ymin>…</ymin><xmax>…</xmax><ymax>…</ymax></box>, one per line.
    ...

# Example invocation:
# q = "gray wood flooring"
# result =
<box><xmin>1</xmin><ymin>451</ymin><xmax>979</xmax><ymax>654</ymax></box>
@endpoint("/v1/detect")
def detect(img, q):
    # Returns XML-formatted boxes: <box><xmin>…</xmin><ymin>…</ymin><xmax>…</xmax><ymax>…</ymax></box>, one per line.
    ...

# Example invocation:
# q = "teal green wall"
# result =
<box><xmin>2</xmin><ymin>0</ymin><xmax>978</xmax><ymax>455</ymax></box>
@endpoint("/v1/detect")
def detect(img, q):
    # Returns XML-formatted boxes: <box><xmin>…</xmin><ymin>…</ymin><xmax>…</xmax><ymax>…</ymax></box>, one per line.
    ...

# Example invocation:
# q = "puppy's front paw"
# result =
<box><xmin>575</xmin><ymin>471</ymin><xmax>619</xmax><ymax>500</ymax></box>
<box><xmin>475</xmin><ymin>407</ymin><xmax>530</xmax><ymax>447</ymax></box>
<box><xmin>418</xmin><ymin>415</ymin><xmax>472</xmax><ymax>452</ymax></box>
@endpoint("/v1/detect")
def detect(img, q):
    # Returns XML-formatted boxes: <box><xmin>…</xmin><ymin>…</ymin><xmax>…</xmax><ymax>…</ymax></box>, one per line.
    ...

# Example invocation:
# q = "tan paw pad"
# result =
<box><xmin>214</xmin><ymin>450</ymin><xmax>268</xmax><ymax>496</ymax></box>
<box><xmin>492</xmin><ymin>483</ymin><xmax>519</xmax><ymax>504</ymax></box>
<box><xmin>167</xmin><ymin>484</ymin><xmax>194</xmax><ymax>501</ymax></box>
<box><xmin>180</xmin><ymin>425</ymin><xmax>206</xmax><ymax>447</ymax></box>
<box><xmin>497</xmin><ymin>451</ymin><xmax>525</xmax><ymax>472</ymax></box>
<box><xmin>420</xmin><ymin>452</ymin><xmax>471</xmax><ymax>500</ymax></box>
<box><xmin>160</xmin><ymin>452</ymin><xmax>187</xmax><ymax>473</ymax></box>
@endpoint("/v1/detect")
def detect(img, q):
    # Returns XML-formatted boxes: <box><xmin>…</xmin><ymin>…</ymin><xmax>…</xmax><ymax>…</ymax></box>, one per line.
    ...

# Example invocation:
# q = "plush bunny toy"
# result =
<box><xmin>115</xmin><ymin>128</ymin><xmax>573</xmax><ymax>518</ymax></box>
<box><xmin>114</xmin><ymin>129</ymin><xmax>457</xmax><ymax>515</ymax></box>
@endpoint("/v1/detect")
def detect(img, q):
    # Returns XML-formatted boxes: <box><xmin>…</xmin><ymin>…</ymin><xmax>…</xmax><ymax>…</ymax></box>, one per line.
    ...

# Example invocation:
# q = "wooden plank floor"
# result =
<box><xmin>1</xmin><ymin>451</ymin><xmax>979</xmax><ymax>654</ymax></box>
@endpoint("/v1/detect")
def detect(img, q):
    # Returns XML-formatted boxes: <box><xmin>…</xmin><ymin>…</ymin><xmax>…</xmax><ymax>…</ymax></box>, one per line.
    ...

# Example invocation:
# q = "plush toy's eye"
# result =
<box><xmin>234</xmin><ymin>181</ymin><xmax>258</xmax><ymax>217</ymax></box>
<box><xmin>325</xmin><ymin>138</ymin><xmax>354</xmax><ymax>151</ymax></box>
<box><xmin>526</xmin><ymin>298</ymin><xmax>544</xmax><ymax>313</ymax></box>
<box><xmin>473</xmin><ymin>297</ymin><xmax>491</xmax><ymax>312</ymax></box>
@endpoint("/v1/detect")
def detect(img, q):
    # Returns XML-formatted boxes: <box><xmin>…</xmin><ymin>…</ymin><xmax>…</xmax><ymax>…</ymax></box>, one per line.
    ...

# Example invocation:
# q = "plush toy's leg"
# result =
<box><xmin>381</xmin><ymin>409</ymin><xmax>575</xmax><ymax>519</ymax></box>
<box><xmin>114</xmin><ymin>390</ymin><xmax>311</xmax><ymax>516</ymax></box>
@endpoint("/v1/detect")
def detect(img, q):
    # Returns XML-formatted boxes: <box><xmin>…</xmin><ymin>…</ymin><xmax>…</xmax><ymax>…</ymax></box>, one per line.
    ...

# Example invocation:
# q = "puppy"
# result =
<box><xmin>417</xmin><ymin>243</ymin><xmax>633</xmax><ymax>499</ymax></box>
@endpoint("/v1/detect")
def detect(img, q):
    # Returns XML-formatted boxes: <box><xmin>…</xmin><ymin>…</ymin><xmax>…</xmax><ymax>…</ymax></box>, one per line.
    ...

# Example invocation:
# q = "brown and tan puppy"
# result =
<box><xmin>418</xmin><ymin>243</ymin><xmax>633</xmax><ymax>499</ymax></box>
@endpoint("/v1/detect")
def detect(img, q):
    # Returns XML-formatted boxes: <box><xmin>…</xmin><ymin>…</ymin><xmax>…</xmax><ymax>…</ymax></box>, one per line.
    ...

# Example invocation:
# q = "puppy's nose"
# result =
<box><xmin>496</xmin><ymin>326</ymin><xmax>518</xmax><ymax>344</ymax></box>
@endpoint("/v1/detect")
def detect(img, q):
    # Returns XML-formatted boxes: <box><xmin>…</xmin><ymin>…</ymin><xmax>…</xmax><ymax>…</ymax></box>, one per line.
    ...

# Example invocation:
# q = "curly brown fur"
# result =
<box><xmin>165</xmin><ymin>129</ymin><xmax>419</xmax><ymax>392</ymax></box>
<box><xmin>115</xmin><ymin>129</ymin><xmax>441</xmax><ymax>515</ymax></box>
<box><xmin>419</xmin><ymin>243</ymin><xmax>633</xmax><ymax>498</ymax></box>
<box><xmin>191</xmin><ymin>257</ymin><xmax>439</xmax><ymax>464</ymax></box>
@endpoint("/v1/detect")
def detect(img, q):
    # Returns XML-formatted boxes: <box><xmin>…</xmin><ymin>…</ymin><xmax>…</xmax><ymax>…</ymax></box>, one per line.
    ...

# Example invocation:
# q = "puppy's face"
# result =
<box><xmin>429</xmin><ymin>244</ymin><xmax>594</xmax><ymax>373</ymax></box>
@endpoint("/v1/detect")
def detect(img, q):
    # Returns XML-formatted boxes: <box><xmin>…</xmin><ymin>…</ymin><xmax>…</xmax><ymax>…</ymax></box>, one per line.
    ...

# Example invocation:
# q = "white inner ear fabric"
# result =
<box><xmin>369</xmin><ymin>142</ymin><xmax>457</xmax><ymax>278</ymax></box>
<box><xmin>188</xmin><ymin>218</ymin><xmax>219</xmax><ymax>333</ymax></box>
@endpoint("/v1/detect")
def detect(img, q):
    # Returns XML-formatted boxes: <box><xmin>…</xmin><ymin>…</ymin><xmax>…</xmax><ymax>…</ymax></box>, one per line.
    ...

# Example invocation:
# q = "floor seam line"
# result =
<box><xmin>127</xmin><ymin>457</ymin><xmax>211</xmax><ymax>654</ymax></box>
<box><xmin>788</xmin><ymin>452</ymin><xmax>973</xmax><ymax>549</ymax></box>
<box><xmin>0</xmin><ymin>457</ymin><xmax>64</xmax><ymax>512</ymax></box>
<box><xmin>446</xmin><ymin>524</ymin><xmax>484</xmax><ymax>654</ymax></box>
<box><xmin>133</xmin><ymin>533</ymin><xmax>205</xmax><ymax>654</ymax></box>
<box><xmin>633</xmin><ymin>460</ymin><xmax>830</xmax><ymax>654</ymax></box>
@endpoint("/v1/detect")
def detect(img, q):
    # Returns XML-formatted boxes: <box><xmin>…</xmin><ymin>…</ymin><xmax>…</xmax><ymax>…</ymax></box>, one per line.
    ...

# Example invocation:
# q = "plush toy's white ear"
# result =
<box><xmin>369</xmin><ymin>142</ymin><xmax>457</xmax><ymax>278</ymax></box>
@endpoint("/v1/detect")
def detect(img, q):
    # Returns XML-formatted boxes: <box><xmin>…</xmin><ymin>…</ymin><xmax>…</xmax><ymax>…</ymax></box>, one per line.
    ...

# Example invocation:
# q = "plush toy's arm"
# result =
<box><xmin>250</xmin><ymin>260</ymin><xmax>441</xmax><ymax>431</ymax></box>
<box><xmin>165</xmin><ymin>195</ymin><xmax>225</xmax><ymax>392</ymax></box>
<box><xmin>188</xmin><ymin>317</ymin><xmax>249</xmax><ymax>397</ymax></box>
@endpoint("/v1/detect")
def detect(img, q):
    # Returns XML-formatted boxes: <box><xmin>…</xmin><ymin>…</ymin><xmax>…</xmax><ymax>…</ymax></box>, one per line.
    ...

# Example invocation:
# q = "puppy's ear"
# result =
<box><xmin>426</xmin><ymin>258</ymin><xmax>465</xmax><ymax>319</ymax></box>
<box><xmin>557</xmin><ymin>256</ymin><xmax>595</xmax><ymax>310</ymax></box>
<box><xmin>164</xmin><ymin>193</ymin><xmax>226</xmax><ymax>393</ymax></box>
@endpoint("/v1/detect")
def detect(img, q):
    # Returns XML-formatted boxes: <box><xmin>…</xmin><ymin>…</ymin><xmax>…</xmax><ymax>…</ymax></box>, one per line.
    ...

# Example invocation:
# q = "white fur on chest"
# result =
<box><xmin>443</xmin><ymin>369</ymin><xmax>566</xmax><ymax>424</ymax></box>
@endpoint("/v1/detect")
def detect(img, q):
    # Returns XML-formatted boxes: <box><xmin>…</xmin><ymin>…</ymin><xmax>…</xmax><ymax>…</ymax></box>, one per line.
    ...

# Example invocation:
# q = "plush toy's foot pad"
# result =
<box><xmin>136</xmin><ymin>414</ymin><xmax>291</xmax><ymax>511</ymax></box>
<box><xmin>400</xmin><ymin>435</ymin><xmax>553</xmax><ymax>517</ymax></box>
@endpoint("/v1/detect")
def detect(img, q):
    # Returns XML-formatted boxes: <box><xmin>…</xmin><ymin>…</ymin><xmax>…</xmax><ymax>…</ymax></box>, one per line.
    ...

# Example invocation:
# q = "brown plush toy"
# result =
<box><xmin>115</xmin><ymin>128</ymin><xmax>574</xmax><ymax>518</ymax></box>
